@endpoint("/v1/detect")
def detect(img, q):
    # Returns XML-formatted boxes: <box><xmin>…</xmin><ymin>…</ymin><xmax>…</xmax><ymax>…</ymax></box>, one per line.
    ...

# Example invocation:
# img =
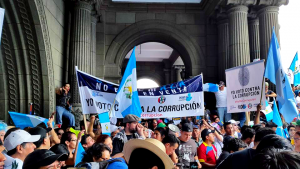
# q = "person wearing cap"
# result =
<box><xmin>214</xmin><ymin>81</ymin><xmax>231</xmax><ymax>124</ymax></box>
<box><xmin>3</xmin><ymin>130</ymin><xmax>40</xmax><ymax>169</ymax></box>
<box><xmin>175</xmin><ymin>123</ymin><xmax>201</xmax><ymax>168</ymax></box>
<box><xmin>50</xmin><ymin>144</ymin><xmax>69</xmax><ymax>168</ymax></box>
<box><xmin>28</xmin><ymin>126</ymin><xmax>52</xmax><ymax>150</ymax></box>
<box><xmin>23</xmin><ymin>149</ymin><xmax>68</xmax><ymax>169</ymax></box>
<box><xmin>192</xmin><ymin>125</ymin><xmax>202</xmax><ymax>147</ymax></box>
<box><xmin>112</xmin><ymin>114</ymin><xmax>145</xmax><ymax>156</ymax></box>
<box><xmin>228</xmin><ymin>120</ymin><xmax>242</xmax><ymax>139</ymax></box>
<box><xmin>124</xmin><ymin>138</ymin><xmax>176</xmax><ymax>169</ymax></box>
<box><xmin>198</xmin><ymin>129</ymin><xmax>217</xmax><ymax>168</ymax></box>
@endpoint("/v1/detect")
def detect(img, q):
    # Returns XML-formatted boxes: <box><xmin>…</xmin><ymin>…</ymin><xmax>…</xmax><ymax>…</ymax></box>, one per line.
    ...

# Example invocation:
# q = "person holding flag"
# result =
<box><xmin>111</xmin><ymin>47</ymin><xmax>145</xmax><ymax>156</ymax></box>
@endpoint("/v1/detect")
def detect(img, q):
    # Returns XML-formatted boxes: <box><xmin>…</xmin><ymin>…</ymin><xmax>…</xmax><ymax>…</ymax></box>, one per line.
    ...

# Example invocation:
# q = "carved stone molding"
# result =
<box><xmin>226</xmin><ymin>0</ymin><xmax>257</xmax><ymax>6</ymax></box>
<box><xmin>16</xmin><ymin>0</ymin><xmax>42</xmax><ymax>115</ymax></box>
<box><xmin>35</xmin><ymin>0</ymin><xmax>55</xmax><ymax>113</ymax></box>
<box><xmin>258</xmin><ymin>0</ymin><xmax>289</xmax><ymax>6</ymax></box>
<box><xmin>227</xmin><ymin>5</ymin><xmax>249</xmax><ymax>14</ymax></box>
<box><xmin>1</xmin><ymin>28</ymin><xmax>18</xmax><ymax>112</ymax></box>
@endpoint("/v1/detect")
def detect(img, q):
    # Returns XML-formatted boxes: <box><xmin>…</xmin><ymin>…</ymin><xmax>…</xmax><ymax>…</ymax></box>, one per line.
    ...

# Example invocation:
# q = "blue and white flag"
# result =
<box><xmin>264</xmin><ymin>30</ymin><xmax>298</xmax><ymax>123</ymax></box>
<box><xmin>272</xmin><ymin>101</ymin><xmax>284</xmax><ymax>137</ymax></box>
<box><xmin>261</xmin><ymin>100</ymin><xmax>273</xmax><ymax>121</ymax></box>
<box><xmin>203</xmin><ymin>83</ymin><xmax>219</xmax><ymax>92</ymax></box>
<box><xmin>9</xmin><ymin>112</ymin><xmax>53</xmax><ymax>129</ymax></box>
<box><xmin>98</xmin><ymin>112</ymin><xmax>111</xmax><ymax>136</ymax></box>
<box><xmin>289</xmin><ymin>52</ymin><xmax>300</xmax><ymax>86</ymax></box>
<box><xmin>115</xmin><ymin>46</ymin><xmax>142</xmax><ymax>117</ymax></box>
<box><xmin>75</xmin><ymin>142</ymin><xmax>85</xmax><ymax>166</ymax></box>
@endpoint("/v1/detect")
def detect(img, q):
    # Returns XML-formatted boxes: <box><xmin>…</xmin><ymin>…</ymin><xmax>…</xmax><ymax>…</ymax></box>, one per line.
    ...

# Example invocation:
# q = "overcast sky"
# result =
<box><xmin>279</xmin><ymin>1</ymin><xmax>300</xmax><ymax>71</ymax></box>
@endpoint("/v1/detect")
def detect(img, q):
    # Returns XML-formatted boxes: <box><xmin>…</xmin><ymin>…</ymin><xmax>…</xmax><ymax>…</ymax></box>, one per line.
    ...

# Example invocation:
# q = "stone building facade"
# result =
<box><xmin>0</xmin><ymin>0</ymin><xmax>288</xmax><ymax>122</ymax></box>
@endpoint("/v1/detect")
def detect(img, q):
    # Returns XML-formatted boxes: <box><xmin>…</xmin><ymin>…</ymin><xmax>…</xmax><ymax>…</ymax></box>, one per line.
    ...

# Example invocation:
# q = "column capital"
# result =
<box><xmin>68</xmin><ymin>0</ymin><xmax>95</xmax><ymax>10</ymax></box>
<box><xmin>248</xmin><ymin>18</ymin><xmax>259</xmax><ymax>24</ymax></box>
<box><xmin>226</xmin><ymin>0</ymin><xmax>257</xmax><ymax>6</ymax></box>
<box><xmin>257</xmin><ymin>5</ymin><xmax>279</xmax><ymax>16</ymax></box>
<box><xmin>258</xmin><ymin>0</ymin><xmax>289</xmax><ymax>6</ymax></box>
<box><xmin>227</xmin><ymin>5</ymin><xmax>249</xmax><ymax>14</ymax></box>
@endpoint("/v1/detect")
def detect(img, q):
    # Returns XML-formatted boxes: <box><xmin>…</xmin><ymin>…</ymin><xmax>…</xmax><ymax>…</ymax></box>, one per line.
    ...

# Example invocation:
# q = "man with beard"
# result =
<box><xmin>112</xmin><ymin>114</ymin><xmax>145</xmax><ymax>156</ymax></box>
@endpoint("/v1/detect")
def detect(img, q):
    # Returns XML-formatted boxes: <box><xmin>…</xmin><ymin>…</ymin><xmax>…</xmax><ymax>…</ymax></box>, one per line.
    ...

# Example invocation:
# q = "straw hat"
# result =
<box><xmin>123</xmin><ymin>138</ymin><xmax>175</xmax><ymax>169</ymax></box>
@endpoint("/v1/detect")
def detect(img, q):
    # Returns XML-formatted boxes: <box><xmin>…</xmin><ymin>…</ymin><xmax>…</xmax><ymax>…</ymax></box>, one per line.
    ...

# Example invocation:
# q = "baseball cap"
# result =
<box><xmin>219</xmin><ymin>81</ymin><xmax>225</xmax><ymax>86</ymax></box>
<box><xmin>168</xmin><ymin>124</ymin><xmax>180</xmax><ymax>133</ymax></box>
<box><xmin>28</xmin><ymin>126</ymin><xmax>52</xmax><ymax>138</ymax></box>
<box><xmin>192</xmin><ymin>125</ymin><xmax>199</xmax><ymax>129</ymax></box>
<box><xmin>201</xmin><ymin>129</ymin><xmax>215</xmax><ymax>140</ymax></box>
<box><xmin>292</xmin><ymin>120</ymin><xmax>300</xmax><ymax>126</ymax></box>
<box><xmin>157</xmin><ymin>123</ymin><xmax>166</xmax><ymax>128</ymax></box>
<box><xmin>23</xmin><ymin>149</ymin><xmax>68</xmax><ymax>169</ymax></box>
<box><xmin>123</xmin><ymin>114</ymin><xmax>141</xmax><ymax>123</ymax></box>
<box><xmin>228</xmin><ymin>119</ymin><xmax>240</xmax><ymax>125</ymax></box>
<box><xmin>4</xmin><ymin>130</ymin><xmax>41</xmax><ymax>151</ymax></box>
<box><xmin>181</xmin><ymin>123</ymin><xmax>193</xmax><ymax>132</ymax></box>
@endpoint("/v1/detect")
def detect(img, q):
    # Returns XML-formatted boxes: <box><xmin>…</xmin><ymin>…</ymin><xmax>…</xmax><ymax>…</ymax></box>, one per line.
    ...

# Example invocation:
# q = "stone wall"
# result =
<box><xmin>96</xmin><ymin>2</ymin><xmax>219</xmax><ymax>84</ymax></box>
<box><xmin>42</xmin><ymin>0</ymin><xmax>66</xmax><ymax>87</ymax></box>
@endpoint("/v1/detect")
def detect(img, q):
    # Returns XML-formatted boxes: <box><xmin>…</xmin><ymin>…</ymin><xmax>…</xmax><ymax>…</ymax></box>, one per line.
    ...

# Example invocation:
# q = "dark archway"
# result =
<box><xmin>105</xmin><ymin>19</ymin><xmax>205</xmax><ymax>80</ymax></box>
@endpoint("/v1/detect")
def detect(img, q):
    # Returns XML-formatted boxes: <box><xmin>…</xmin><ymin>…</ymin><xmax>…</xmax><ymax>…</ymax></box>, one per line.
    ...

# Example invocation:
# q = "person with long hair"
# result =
<box><xmin>152</xmin><ymin>127</ymin><xmax>167</xmax><ymax>142</ymax></box>
<box><xmin>60</xmin><ymin>130</ymin><xmax>84</xmax><ymax>167</ymax></box>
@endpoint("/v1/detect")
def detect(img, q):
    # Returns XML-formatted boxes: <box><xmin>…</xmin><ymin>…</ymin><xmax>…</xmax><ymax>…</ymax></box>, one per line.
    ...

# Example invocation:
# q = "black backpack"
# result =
<box><xmin>76</xmin><ymin>158</ymin><xmax>122</xmax><ymax>169</ymax></box>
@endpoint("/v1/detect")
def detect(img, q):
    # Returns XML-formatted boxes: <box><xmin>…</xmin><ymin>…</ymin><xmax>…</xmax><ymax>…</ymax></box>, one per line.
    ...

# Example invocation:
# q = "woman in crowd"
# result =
<box><xmin>0</xmin><ymin>122</ymin><xmax>7</xmax><ymax>143</ymax></box>
<box><xmin>96</xmin><ymin>134</ymin><xmax>113</xmax><ymax>152</ymax></box>
<box><xmin>152</xmin><ymin>127</ymin><xmax>167</xmax><ymax>142</ymax></box>
<box><xmin>61</xmin><ymin>130</ymin><xmax>84</xmax><ymax>167</ymax></box>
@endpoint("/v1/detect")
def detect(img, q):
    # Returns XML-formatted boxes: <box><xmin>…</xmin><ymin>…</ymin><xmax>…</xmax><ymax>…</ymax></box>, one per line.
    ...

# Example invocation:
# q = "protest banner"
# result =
<box><xmin>225</xmin><ymin>60</ymin><xmax>266</xmax><ymax>113</ymax></box>
<box><xmin>76</xmin><ymin>67</ymin><xmax>204</xmax><ymax>118</ymax></box>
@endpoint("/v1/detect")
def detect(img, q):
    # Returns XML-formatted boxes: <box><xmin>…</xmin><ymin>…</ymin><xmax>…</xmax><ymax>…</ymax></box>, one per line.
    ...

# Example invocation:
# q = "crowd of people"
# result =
<box><xmin>0</xmin><ymin>81</ymin><xmax>299</xmax><ymax>169</ymax></box>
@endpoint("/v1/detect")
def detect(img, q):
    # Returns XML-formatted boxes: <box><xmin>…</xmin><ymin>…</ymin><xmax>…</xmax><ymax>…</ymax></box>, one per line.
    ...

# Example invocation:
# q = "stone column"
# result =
<box><xmin>217</xmin><ymin>19</ymin><xmax>229</xmax><ymax>81</ymax></box>
<box><xmin>69</xmin><ymin>0</ymin><xmax>92</xmax><ymax>114</ymax></box>
<box><xmin>164</xmin><ymin>69</ymin><xmax>171</xmax><ymax>84</ymax></box>
<box><xmin>258</xmin><ymin>6</ymin><xmax>279</xmax><ymax>61</ymax></box>
<box><xmin>257</xmin><ymin>0</ymin><xmax>288</xmax><ymax>60</ymax></box>
<box><xmin>248</xmin><ymin>19</ymin><xmax>260</xmax><ymax>62</ymax></box>
<box><xmin>91</xmin><ymin>15</ymin><xmax>98</xmax><ymax>76</ymax></box>
<box><xmin>176</xmin><ymin>68</ymin><xmax>182</xmax><ymax>82</ymax></box>
<box><xmin>227</xmin><ymin>5</ymin><xmax>251</xmax><ymax>67</ymax></box>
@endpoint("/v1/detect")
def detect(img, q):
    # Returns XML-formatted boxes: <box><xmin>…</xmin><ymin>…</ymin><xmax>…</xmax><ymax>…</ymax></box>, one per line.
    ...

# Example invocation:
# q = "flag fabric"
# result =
<box><xmin>114</xmin><ymin>46</ymin><xmax>142</xmax><ymax>117</ymax></box>
<box><xmin>264</xmin><ymin>29</ymin><xmax>298</xmax><ymax>123</ymax></box>
<box><xmin>272</xmin><ymin>101</ymin><xmax>284</xmax><ymax>137</ymax></box>
<box><xmin>203</xmin><ymin>83</ymin><xmax>219</xmax><ymax>92</ymax></box>
<box><xmin>69</xmin><ymin>128</ymin><xmax>84</xmax><ymax>137</ymax></box>
<box><xmin>9</xmin><ymin>112</ymin><xmax>53</xmax><ymax>129</ymax></box>
<box><xmin>98</xmin><ymin>112</ymin><xmax>111</xmax><ymax>136</ymax></box>
<box><xmin>289</xmin><ymin>52</ymin><xmax>300</xmax><ymax>86</ymax></box>
<box><xmin>75</xmin><ymin>142</ymin><xmax>85</xmax><ymax>166</ymax></box>
<box><xmin>261</xmin><ymin>100</ymin><xmax>273</xmax><ymax>121</ymax></box>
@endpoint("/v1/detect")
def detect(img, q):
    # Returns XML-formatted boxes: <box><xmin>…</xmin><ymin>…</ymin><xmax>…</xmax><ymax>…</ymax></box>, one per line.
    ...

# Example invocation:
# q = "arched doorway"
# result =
<box><xmin>104</xmin><ymin>20</ymin><xmax>205</xmax><ymax>83</ymax></box>
<box><xmin>122</xmin><ymin>42</ymin><xmax>186</xmax><ymax>86</ymax></box>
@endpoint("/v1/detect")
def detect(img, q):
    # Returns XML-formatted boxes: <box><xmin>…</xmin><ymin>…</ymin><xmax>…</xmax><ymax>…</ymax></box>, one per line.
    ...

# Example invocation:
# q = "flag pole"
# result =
<box><xmin>108</xmin><ymin>99</ymin><xmax>116</xmax><ymax>117</ymax></box>
<box><xmin>260</xmin><ymin>59</ymin><xmax>266</xmax><ymax>105</ymax></box>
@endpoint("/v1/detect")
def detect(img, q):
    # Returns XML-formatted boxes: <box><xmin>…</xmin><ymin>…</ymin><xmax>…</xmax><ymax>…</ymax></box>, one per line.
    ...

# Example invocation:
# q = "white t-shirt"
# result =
<box><xmin>4</xmin><ymin>153</ymin><xmax>23</xmax><ymax>169</ymax></box>
<box><xmin>213</xmin><ymin>135</ymin><xmax>224</xmax><ymax>158</ymax></box>
<box><xmin>296</xmin><ymin>96</ymin><xmax>300</xmax><ymax>109</ymax></box>
<box><xmin>214</xmin><ymin>87</ymin><xmax>227</xmax><ymax>107</ymax></box>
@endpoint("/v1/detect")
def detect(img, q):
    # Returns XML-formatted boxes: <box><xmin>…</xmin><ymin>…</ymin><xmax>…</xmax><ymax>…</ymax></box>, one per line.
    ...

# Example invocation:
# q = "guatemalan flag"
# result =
<box><xmin>289</xmin><ymin>52</ymin><xmax>300</xmax><ymax>86</ymax></box>
<box><xmin>9</xmin><ymin>112</ymin><xmax>54</xmax><ymax>129</ymax></box>
<box><xmin>264</xmin><ymin>29</ymin><xmax>298</xmax><ymax>123</ymax></box>
<box><xmin>115</xmin><ymin>46</ymin><xmax>142</xmax><ymax>118</ymax></box>
<box><xmin>203</xmin><ymin>83</ymin><xmax>219</xmax><ymax>92</ymax></box>
<box><xmin>261</xmin><ymin>100</ymin><xmax>273</xmax><ymax>121</ymax></box>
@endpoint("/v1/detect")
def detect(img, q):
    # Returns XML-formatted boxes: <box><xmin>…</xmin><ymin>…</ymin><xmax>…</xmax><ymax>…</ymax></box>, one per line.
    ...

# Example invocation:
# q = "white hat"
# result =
<box><xmin>228</xmin><ymin>119</ymin><xmax>240</xmax><ymax>125</ymax></box>
<box><xmin>4</xmin><ymin>130</ymin><xmax>41</xmax><ymax>151</ymax></box>
<box><xmin>110</xmin><ymin>125</ymin><xmax>119</xmax><ymax>133</ymax></box>
<box><xmin>123</xmin><ymin>138</ymin><xmax>174</xmax><ymax>169</ymax></box>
